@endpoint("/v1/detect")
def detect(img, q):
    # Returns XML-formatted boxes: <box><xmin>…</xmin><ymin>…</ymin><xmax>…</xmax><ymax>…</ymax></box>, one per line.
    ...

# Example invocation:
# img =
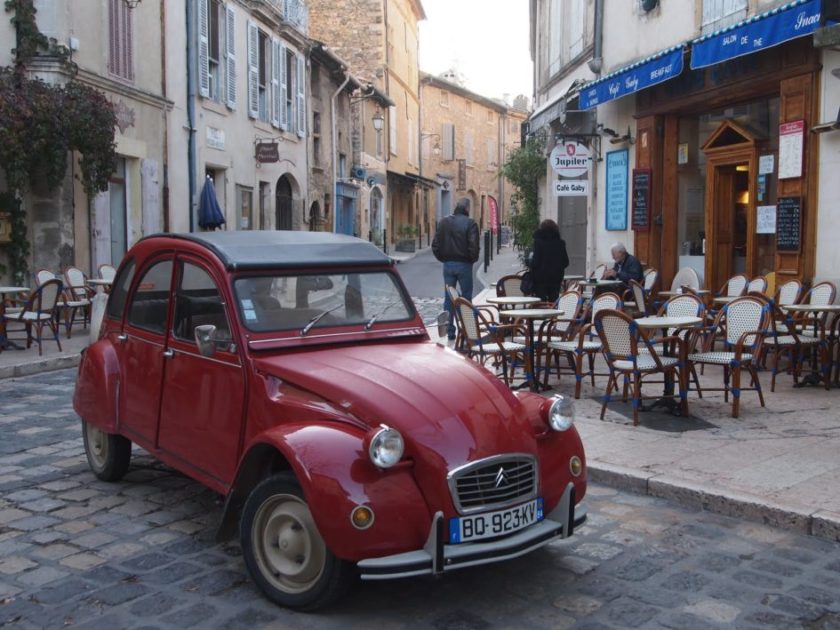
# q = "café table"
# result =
<box><xmin>485</xmin><ymin>296</ymin><xmax>541</xmax><ymax>308</ymax></box>
<box><xmin>780</xmin><ymin>304</ymin><xmax>840</xmax><ymax>387</ymax></box>
<box><xmin>562</xmin><ymin>274</ymin><xmax>585</xmax><ymax>290</ymax></box>
<box><xmin>502</xmin><ymin>307</ymin><xmax>565</xmax><ymax>392</ymax></box>
<box><xmin>87</xmin><ymin>278</ymin><xmax>112</xmax><ymax>293</ymax></box>
<box><xmin>712</xmin><ymin>296</ymin><xmax>741</xmax><ymax>305</ymax></box>
<box><xmin>0</xmin><ymin>286</ymin><xmax>31</xmax><ymax>351</ymax></box>
<box><xmin>633</xmin><ymin>315</ymin><xmax>703</xmax><ymax>415</ymax></box>
<box><xmin>658</xmin><ymin>289</ymin><xmax>711</xmax><ymax>298</ymax></box>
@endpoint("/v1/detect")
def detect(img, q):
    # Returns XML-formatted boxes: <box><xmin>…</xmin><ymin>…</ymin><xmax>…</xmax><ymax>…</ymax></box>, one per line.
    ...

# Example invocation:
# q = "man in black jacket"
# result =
<box><xmin>432</xmin><ymin>198</ymin><xmax>480</xmax><ymax>340</ymax></box>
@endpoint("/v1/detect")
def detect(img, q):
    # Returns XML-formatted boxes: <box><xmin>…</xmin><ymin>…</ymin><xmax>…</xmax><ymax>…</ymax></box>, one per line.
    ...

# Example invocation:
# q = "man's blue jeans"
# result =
<box><xmin>443</xmin><ymin>261</ymin><xmax>474</xmax><ymax>338</ymax></box>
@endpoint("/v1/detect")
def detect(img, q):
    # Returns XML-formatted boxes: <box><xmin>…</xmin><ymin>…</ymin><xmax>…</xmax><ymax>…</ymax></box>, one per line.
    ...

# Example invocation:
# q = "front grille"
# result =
<box><xmin>448</xmin><ymin>454</ymin><xmax>538</xmax><ymax>514</ymax></box>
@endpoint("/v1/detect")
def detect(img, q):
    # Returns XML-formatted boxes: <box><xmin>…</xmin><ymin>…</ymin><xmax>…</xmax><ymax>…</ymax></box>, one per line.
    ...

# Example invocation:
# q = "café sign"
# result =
<box><xmin>255</xmin><ymin>141</ymin><xmax>279</xmax><ymax>163</ymax></box>
<box><xmin>550</xmin><ymin>141</ymin><xmax>590</xmax><ymax>177</ymax></box>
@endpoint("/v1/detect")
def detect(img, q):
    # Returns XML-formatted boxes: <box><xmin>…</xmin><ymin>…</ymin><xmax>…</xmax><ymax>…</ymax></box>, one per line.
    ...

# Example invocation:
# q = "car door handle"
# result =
<box><xmin>162</xmin><ymin>349</ymin><xmax>174</xmax><ymax>359</ymax></box>
<box><xmin>116</xmin><ymin>334</ymin><xmax>127</xmax><ymax>342</ymax></box>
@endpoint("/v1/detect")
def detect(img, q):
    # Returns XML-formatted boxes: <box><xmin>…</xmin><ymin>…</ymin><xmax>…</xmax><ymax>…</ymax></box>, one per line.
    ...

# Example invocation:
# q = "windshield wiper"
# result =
<box><xmin>300</xmin><ymin>304</ymin><xmax>343</xmax><ymax>336</ymax></box>
<box><xmin>364</xmin><ymin>299</ymin><xmax>405</xmax><ymax>330</ymax></box>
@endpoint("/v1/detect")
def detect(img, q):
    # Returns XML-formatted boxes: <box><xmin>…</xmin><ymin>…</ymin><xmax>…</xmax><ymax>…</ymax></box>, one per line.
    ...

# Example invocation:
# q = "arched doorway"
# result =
<box><xmin>275</xmin><ymin>175</ymin><xmax>293</xmax><ymax>230</ymax></box>
<box><xmin>370</xmin><ymin>187</ymin><xmax>383</xmax><ymax>246</ymax></box>
<box><xmin>309</xmin><ymin>201</ymin><xmax>321</xmax><ymax>231</ymax></box>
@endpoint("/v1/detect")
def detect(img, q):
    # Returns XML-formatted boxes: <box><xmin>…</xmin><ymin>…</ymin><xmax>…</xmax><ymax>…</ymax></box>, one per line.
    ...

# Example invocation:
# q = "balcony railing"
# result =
<box><xmin>253</xmin><ymin>0</ymin><xmax>308</xmax><ymax>34</ymax></box>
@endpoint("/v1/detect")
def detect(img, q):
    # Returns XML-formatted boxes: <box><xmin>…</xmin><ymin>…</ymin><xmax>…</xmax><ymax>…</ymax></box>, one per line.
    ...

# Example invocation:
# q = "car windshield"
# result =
<box><xmin>233</xmin><ymin>271</ymin><xmax>414</xmax><ymax>333</ymax></box>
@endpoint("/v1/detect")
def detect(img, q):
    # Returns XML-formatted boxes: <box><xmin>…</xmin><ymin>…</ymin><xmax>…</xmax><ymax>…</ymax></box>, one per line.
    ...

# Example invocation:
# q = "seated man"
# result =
<box><xmin>599</xmin><ymin>242</ymin><xmax>643</xmax><ymax>295</ymax></box>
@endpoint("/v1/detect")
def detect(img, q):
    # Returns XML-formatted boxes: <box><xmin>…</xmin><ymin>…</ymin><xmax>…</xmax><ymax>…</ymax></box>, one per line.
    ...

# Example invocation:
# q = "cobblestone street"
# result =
<box><xmin>2</xmin><ymin>369</ymin><xmax>840</xmax><ymax>629</ymax></box>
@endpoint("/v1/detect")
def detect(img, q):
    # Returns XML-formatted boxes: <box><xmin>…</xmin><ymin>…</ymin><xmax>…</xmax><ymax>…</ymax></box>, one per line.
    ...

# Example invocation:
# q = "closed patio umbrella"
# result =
<box><xmin>198</xmin><ymin>176</ymin><xmax>226</xmax><ymax>230</ymax></box>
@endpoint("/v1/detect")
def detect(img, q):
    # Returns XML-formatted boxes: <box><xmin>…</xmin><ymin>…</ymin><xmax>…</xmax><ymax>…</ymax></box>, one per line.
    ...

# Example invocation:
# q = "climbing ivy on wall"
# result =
<box><xmin>0</xmin><ymin>0</ymin><xmax>118</xmax><ymax>280</ymax></box>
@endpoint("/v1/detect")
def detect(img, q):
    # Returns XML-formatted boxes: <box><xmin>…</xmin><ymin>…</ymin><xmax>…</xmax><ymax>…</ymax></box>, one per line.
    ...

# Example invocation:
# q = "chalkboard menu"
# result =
<box><xmin>776</xmin><ymin>196</ymin><xmax>801</xmax><ymax>252</ymax></box>
<box><xmin>631</xmin><ymin>169</ymin><xmax>652</xmax><ymax>231</ymax></box>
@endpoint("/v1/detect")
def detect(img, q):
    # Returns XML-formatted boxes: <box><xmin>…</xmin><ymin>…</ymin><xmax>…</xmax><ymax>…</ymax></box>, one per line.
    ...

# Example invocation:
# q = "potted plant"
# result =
<box><xmin>395</xmin><ymin>225</ymin><xmax>417</xmax><ymax>252</ymax></box>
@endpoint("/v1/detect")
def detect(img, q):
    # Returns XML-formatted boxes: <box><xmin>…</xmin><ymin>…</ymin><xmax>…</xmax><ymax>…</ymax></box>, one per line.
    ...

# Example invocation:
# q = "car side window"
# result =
<box><xmin>127</xmin><ymin>260</ymin><xmax>173</xmax><ymax>335</ymax></box>
<box><xmin>173</xmin><ymin>262</ymin><xmax>232</xmax><ymax>346</ymax></box>
<box><xmin>105</xmin><ymin>258</ymin><xmax>135</xmax><ymax>320</ymax></box>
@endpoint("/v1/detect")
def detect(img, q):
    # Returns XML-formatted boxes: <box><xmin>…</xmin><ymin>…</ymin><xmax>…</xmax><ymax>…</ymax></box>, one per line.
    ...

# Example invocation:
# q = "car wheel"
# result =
<box><xmin>240</xmin><ymin>473</ymin><xmax>353</xmax><ymax>610</ymax></box>
<box><xmin>82</xmin><ymin>420</ymin><xmax>132</xmax><ymax>481</ymax></box>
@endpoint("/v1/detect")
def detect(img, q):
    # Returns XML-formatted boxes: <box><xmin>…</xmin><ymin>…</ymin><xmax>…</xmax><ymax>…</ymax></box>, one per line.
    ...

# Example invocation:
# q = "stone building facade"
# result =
<box><xmin>420</xmin><ymin>74</ymin><xmax>527</xmax><ymax>235</ymax></box>
<box><xmin>0</xmin><ymin>0</ymin><xmax>169</xmax><ymax>282</ymax></box>
<box><xmin>308</xmin><ymin>0</ymin><xmax>427</xmax><ymax>250</ymax></box>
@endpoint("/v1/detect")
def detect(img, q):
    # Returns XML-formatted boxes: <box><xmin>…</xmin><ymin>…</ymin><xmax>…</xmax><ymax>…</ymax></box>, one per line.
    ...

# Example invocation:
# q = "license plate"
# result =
<box><xmin>449</xmin><ymin>498</ymin><xmax>543</xmax><ymax>544</ymax></box>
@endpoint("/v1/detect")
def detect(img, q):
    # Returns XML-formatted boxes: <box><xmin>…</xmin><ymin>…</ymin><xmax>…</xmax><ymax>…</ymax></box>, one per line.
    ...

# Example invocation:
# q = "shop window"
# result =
<box><xmin>237</xmin><ymin>185</ymin><xmax>253</xmax><ymax>230</ymax></box>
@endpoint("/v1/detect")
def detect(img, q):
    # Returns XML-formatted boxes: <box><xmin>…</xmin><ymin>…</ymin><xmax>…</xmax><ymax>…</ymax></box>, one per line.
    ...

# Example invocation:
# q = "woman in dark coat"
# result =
<box><xmin>530</xmin><ymin>219</ymin><xmax>569</xmax><ymax>303</ymax></box>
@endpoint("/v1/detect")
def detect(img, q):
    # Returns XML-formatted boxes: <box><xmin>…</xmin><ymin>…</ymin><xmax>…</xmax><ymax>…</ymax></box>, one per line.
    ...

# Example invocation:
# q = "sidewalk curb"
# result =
<box><xmin>588</xmin><ymin>461</ymin><xmax>840</xmax><ymax>542</ymax></box>
<box><xmin>0</xmin><ymin>353</ymin><xmax>81</xmax><ymax>380</ymax></box>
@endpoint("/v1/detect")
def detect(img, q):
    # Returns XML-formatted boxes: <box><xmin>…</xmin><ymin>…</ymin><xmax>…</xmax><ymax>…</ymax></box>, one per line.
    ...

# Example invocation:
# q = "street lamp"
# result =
<box><xmin>372</xmin><ymin>110</ymin><xmax>385</xmax><ymax>132</ymax></box>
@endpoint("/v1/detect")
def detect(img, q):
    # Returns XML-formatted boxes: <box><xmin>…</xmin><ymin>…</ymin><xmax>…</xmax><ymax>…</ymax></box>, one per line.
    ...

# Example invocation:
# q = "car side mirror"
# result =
<box><xmin>436</xmin><ymin>311</ymin><xmax>448</xmax><ymax>338</ymax></box>
<box><xmin>194</xmin><ymin>324</ymin><xmax>216</xmax><ymax>357</ymax></box>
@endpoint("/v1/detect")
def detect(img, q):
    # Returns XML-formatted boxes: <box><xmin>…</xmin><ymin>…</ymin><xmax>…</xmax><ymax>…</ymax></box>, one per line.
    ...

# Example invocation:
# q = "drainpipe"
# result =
<box><xmin>331</xmin><ymin>71</ymin><xmax>352</xmax><ymax>234</ymax></box>
<box><xmin>587</xmin><ymin>0</ymin><xmax>604</xmax><ymax>75</ymax></box>
<box><xmin>186</xmin><ymin>0</ymin><xmax>197</xmax><ymax>232</ymax></box>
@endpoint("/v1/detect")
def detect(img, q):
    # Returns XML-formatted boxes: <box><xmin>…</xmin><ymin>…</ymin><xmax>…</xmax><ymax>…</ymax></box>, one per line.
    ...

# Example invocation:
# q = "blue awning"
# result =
<box><xmin>690</xmin><ymin>0</ymin><xmax>822</xmax><ymax>70</ymax></box>
<box><xmin>578</xmin><ymin>46</ymin><xmax>685</xmax><ymax>110</ymax></box>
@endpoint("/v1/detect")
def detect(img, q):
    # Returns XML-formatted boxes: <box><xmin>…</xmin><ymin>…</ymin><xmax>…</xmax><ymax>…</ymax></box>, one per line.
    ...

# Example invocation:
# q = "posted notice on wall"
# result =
<box><xmin>756</xmin><ymin>205</ymin><xmax>776</xmax><ymax>234</ymax></box>
<box><xmin>778</xmin><ymin>120</ymin><xmax>804</xmax><ymax>180</ymax></box>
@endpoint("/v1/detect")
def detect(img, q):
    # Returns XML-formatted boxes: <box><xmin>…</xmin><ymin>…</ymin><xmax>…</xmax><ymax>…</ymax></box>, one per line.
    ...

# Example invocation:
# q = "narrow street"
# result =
<box><xmin>1</xmin><ymin>370</ymin><xmax>839</xmax><ymax>629</ymax></box>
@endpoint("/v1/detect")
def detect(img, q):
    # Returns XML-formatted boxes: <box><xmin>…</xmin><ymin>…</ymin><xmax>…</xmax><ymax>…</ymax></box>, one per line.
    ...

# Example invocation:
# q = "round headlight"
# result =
<box><xmin>368</xmin><ymin>426</ymin><xmax>404</xmax><ymax>468</ymax></box>
<box><xmin>548</xmin><ymin>395</ymin><xmax>575</xmax><ymax>431</ymax></box>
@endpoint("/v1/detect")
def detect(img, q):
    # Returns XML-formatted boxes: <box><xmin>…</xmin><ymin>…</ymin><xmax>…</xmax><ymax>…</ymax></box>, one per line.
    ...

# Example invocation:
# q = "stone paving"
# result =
<box><xmin>2</xmin><ymin>369</ymin><xmax>840</xmax><ymax>628</ymax></box>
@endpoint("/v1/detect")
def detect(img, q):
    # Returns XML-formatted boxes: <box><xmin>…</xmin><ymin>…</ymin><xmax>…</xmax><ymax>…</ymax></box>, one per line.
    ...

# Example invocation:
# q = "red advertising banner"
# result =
<box><xmin>488</xmin><ymin>196</ymin><xmax>499</xmax><ymax>234</ymax></box>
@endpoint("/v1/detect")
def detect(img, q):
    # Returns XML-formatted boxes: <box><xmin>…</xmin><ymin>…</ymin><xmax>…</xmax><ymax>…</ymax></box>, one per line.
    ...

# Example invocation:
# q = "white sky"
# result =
<box><xmin>418</xmin><ymin>0</ymin><xmax>533</xmax><ymax>105</ymax></box>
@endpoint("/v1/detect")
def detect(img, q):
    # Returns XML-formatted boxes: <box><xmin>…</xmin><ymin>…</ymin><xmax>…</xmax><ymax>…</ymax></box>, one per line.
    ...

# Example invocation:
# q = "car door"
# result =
<box><xmin>116</xmin><ymin>256</ymin><xmax>175</xmax><ymax>446</ymax></box>
<box><xmin>157</xmin><ymin>257</ymin><xmax>246</xmax><ymax>485</ymax></box>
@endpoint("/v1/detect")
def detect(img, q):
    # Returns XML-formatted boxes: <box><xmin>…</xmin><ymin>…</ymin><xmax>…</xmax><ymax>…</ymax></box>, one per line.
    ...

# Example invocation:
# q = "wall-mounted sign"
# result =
<box><xmin>207</xmin><ymin>127</ymin><xmax>225</xmax><ymax>150</ymax></box>
<box><xmin>756</xmin><ymin>205</ymin><xmax>776</xmax><ymax>234</ymax></box>
<box><xmin>457</xmin><ymin>159</ymin><xmax>466</xmax><ymax>190</ymax></box>
<box><xmin>605</xmin><ymin>149</ymin><xmax>628</xmax><ymax>230</ymax></box>
<box><xmin>255</xmin><ymin>141</ymin><xmax>280</xmax><ymax>163</ymax></box>
<box><xmin>631</xmin><ymin>168</ymin><xmax>652</xmax><ymax>232</ymax></box>
<box><xmin>759</xmin><ymin>154</ymin><xmax>775</xmax><ymax>175</ymax></box>
<box><xmin>776</xmin><ymin>196</ymin><xmax>801</xmax><ymax>252</ymax></box>
<box><xmin>779</xmin><ymin>120</ymin><xmax>804</xmax><ymax>180</ymax></box>
<box><xmin>554</xmin><ymin>180</ymin><xmax>589</xmax><ymax>196</ymax></box>
<box><xmin>677</xmin><ymin>143</ymin><xmax>689</xmax><ymax>165</ymax></box>
<box><xmin>550</xmin><ymin>141</ymin><xmax>590</xmax><ymax>177</ymax></box>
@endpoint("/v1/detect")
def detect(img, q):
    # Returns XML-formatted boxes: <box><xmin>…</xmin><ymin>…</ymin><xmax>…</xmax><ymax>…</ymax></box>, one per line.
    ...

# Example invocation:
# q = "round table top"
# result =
<box><xmin>635</xmin><ymin>316</ymin><xmax>703</xmax><ymax>329</ymax></box>
<box><xmin>486</xmin><ymin>296</ymin><xmax>541</xmax><ymax>305</ymax></box>
<box><xmin>564</xmin><ymin>274</ymin><xmax>585</xmax><ymax>280</ymax></box>
<box><xmin>87</xmin><ymin>279</ymin><xmax>112</xmax><ymax>286</ymax></box>
<box><xmin>504</xmin><ymin>308</ymin><xmax>565</xmax><ymax>319</ymax></box>
<box><xmin>781</xmin><ymin>304</ymin><xmax>840</xmax><ymax>312</ymax></box>
<box><xmin>659</xmin><ymin>289</ymin><xmax>711</xmax><ymax>297</ymax></box>
<box><xmin>712</xmin><ymin>296</ymin><xmax>741</xmax><ymax>304</ymax></box>
<box><xmin>581</xmin><ymin>279</ymin><xmax>624</xmax><ymax>286</ymax></box>
<box><xmin>0</xmin><ymin>286</ymin><xmax>30</xmax><ymax>293</ymax></box>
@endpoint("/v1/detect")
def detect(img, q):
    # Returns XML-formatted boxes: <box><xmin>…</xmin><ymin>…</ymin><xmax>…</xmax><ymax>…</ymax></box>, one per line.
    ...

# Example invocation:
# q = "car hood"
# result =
<box><xmin>252</xmin><ymin>341</ymin><xmax>538</xmax><ymax>469</ymax></box>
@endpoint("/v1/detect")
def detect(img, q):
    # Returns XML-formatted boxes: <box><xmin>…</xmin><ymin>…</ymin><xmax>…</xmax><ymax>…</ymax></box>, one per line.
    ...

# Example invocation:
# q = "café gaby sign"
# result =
<box><xmin>550</xmin><ymin>141</ymin><xmax>590</xmax><ymax>177</ymax></box>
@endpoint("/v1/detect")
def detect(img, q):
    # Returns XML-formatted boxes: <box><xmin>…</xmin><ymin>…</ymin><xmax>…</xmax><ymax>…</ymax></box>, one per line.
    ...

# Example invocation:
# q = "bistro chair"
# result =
<box><xmin>98</xmin><ymin>264</ymin><xmax>117</xmax><ymax>283</ymax></box>
<box><xmin>594</xmin><ymin>309</ymin><xmax>685</xmax><ymax>426</ymax></box>
<box><xmin>537</xmin><ymin>289</ymin><xmax>584</xmax><ymax>385</ymax></box>
<box><xmin>542</xmin><ymin>292</ymin><xmax>621</xmax><ymax>398</ymax></box>
<box><xmin>496</xmin><ymin>273</ymin><xmax>527</xmax><ymax>298</ymax></box>
<box><xmin>2</xmin><ymin>279</ymin><xmax>64</xmax><ymax>356</ymax></box>
<box><xmin>643</xmin><ymin>268</ymin><xmax>659</xmax><ymax>295</ymax></box>
<box><xmin>453</xmin><ymin>296</ymin><xmax>529</xmax><ymax>386</ymax></box>
<box><xmin>62</xmin><ymin>266</ymin><xmax>95</xmax><ymax>338</ymax></box>
<box><xmin>747</xmin><ymin>276</ymin><xmax>767</xmax><ymax>295</ymax></box>
<box><xmin>653</xmin><ymin>266</ymin><xmax>700</xmax><ymax>311</ymax></box>
<box><xmin>758</xmin><ymin>291</ymin><xmax>828</xmax><ymax>392</ymax></box>
<box><xmin>623</xmin><ymin>279</ymin><xmax>650</xmax><ymax>317</ymax></box>
<box><xmin>687</xmin><ymin>296</ymin><xmax>769</xmax><ymax>418</ymax></box>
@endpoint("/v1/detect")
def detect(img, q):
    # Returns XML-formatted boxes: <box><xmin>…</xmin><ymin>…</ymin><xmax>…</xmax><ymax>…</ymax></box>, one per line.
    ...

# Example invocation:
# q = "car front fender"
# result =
<box><xmin>224</xmin><ymin>423</ymin><xmax>432</xmax><ymax>562</ymax></box>
<box><xmin>73</xmin><ymin>341</ymin><xmax>121</xmax><ymax>433</ymax></box>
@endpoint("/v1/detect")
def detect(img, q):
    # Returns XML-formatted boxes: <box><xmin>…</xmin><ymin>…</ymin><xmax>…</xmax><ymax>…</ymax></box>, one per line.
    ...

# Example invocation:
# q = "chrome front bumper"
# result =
<box><xmin>358</xmin><ymin>482</ymin><xmax>586</xmax><ymax>581</ymax></box>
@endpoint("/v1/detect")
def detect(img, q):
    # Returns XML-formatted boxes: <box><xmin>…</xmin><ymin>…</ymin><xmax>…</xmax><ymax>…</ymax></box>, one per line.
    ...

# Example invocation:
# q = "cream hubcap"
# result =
<box><xmin>253</xmin><ymin>494</ymin><xmax>326</xmax><ymax>594</ymax></box>
<box><xmin>85</xmin><ymin>423</ymin><xmax>108</xmax><ymax>468</ymax></box>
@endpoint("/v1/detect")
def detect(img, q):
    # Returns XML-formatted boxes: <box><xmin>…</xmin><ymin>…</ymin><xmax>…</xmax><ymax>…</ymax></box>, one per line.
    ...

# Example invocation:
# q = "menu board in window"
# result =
<box><xmin>776</xmin><ymin>196</ymin><xmax>801</xmax><ymax>253</ymax></box>
<box><xmin>631</xmin><ymin>169</ymin><xmax>651</xmax><ymax>232</ymax></box>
